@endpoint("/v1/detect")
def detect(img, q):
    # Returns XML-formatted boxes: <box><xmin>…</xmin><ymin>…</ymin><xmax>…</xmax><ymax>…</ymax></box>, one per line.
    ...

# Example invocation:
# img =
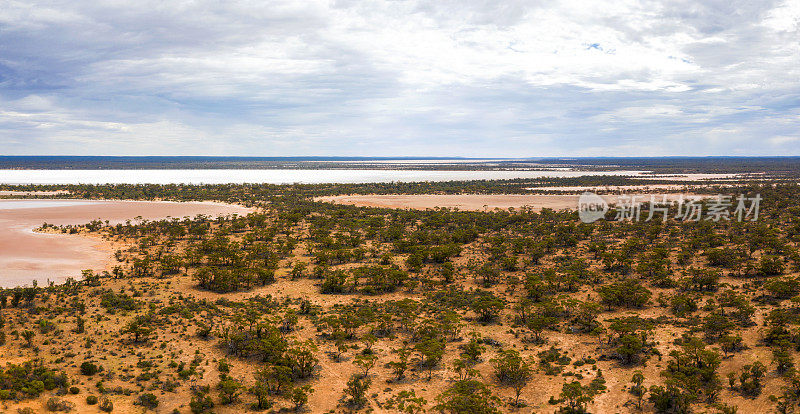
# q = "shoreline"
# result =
<box><xmin>0</xmin><ymin>199</ymin><xmax>254</xmax><ymax>288</ymax></box>
<box><xmin>315</xmin><ymin>193</ymin><xmax>707</xmax><ymax>211</ymax></box>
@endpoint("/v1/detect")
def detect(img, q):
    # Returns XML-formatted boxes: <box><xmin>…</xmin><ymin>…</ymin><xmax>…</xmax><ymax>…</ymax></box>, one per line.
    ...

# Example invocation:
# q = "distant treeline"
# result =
<box><xmin>0</xmin><ymin>176</ymin><xmax>788</xmax><ymax>203</ymax></box>
<box><xmin>0</xmin><ymin>156</ymin><xmax>542</xmax><ymax>171</ymax></box>
<box><xmin>2</xmin><ymin>156</ymin><xmax>800</xmax><ymax>173</ymax></box>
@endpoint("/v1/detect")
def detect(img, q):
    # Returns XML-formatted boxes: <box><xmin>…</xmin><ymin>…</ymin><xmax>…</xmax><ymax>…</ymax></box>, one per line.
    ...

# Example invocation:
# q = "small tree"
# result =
<box><xmin>342</xmin><ymin>374</ymin><xmax>371</xmax><ymax>409</ymax></box>
<box><xmin>136</xmin><ymin>393</ymin><xmax>159</xmax><ymax>410</ymax></box>
<box><xmin>248</xmin><ymin>379</ymin><xmax>274</xmax><ymax>411</ymax></box>
<box><xmin>361</xmin><ymin>333</ymin><xmax>377</xmax><ymax>352</ymax></box>
<box><xmin>415</xmin><ymin>338</ymin><xmax>445</xmax><ymax>380</ymax></box>
<box><xmin>354</xmin><ymin>353</ymin><xmax>378</xmax><ymax>378</ymax></box>
<box><xmin>527</xmin><ymin>313</ymin><xmax>558</xmax><ymax>343</ymax></box>
<box><xmin>290</xmin><ymin>385</ymin><xmax>313</xmax><ymax>411</ymax></box>
<box><xmin>286</xmin><ymin>340</ymin><xmax>319</xmax><ymax>379</ymax></box>
<box><xmin>290</xmin><ymin>262</ymin><xmax>307</xmax><ymax>280</ymax></box>
<box><xmin>598</xmin><ymin>280</ymin><xmax>651</xmax><ymax>309</ymax></box>
<box><xmin>256</xmin><ymin>365</ymin><xmax>293</xmax><ymax>395</ymax></box>
<box><xmin>385</xmin><ymin>390</ymin><xmax>427</xmax><ymax>414</ymax></box>
<box><xmin>189</xmin><ymin>392</ymin><xmax>214</xmax><ymax>414</ymax></box>
<box><xmin>217</xmin><ymin>377</ymin><xmax>243</xmax><ymax>405</ymax></box>
<box><xmin>434</xmin><ymin>380</ymin><xmax>501</xmax><ymax>414</ymax></box>
<box><xmin>630</xmin><ymin>371</ymin><xmax>645</xmax><ymax>410</ymax></box>
<box><xmin>81</xmin><ymin>361</ymin><xmax>99</xmax><ymax>376</ymax></box>
<box><xmin>720</xmin><ymin>334</ymin><xmax>743</xmax><ymax>356</ymax></box>
<box><xmin>75</xmin><ymin>315</ymin><xmax>85</xmax><ymax>334</ymax></box>
<box><xmin>21</xmin><ymin>330</ymin><xmax>35</xmax><ymax>347</ymax></box>
<box><xmin>120</xmin><ymin>314</ymin><xmax>155</xmax><ymax>343</ymax></box>
<box><xmin>387</xmin><ymin>347</ymin><xmax>410</xmax><ymax>380</ymax></box>
<box><xmin>490</xmin><ymin>350</ymin><xmax>533</xmax><ymax>406</ymax></box>
<box><xmin>460</xmin><ymin>332</ymin><xmax>485</xmax><ymax>362</ymax></box>
<box><xmin>558</xmin><ymin>381</ymin><xmax>593</xmax><ymax>413</ymax></box>
<box><xmin>470</xmin><ymin>292</ymin><xmax>505</xmax><ymax>323</ymax></box>
<box><xmin>616</xmin><ymin>335</ymin><xmax>644</xmax><ymax>365</ymax></box>
<box><xmin>648</xmin><ymin>385</ymin><xmax>690</xmax><ymax>414</ymax></box>
<box><xmin>453</xmin><ymin>358</ymin><xmax>480</xmax><ymax>381</ymax></box>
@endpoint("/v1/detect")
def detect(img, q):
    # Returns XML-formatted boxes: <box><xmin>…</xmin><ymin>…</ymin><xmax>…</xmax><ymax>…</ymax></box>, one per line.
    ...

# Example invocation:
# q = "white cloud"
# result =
<box><xmin>0</xmin><ymin>0</ymin><xmax>798</xmax><ymax>156</ymax></box>
<box><xmin>769</xmin><ymin>136</ymin><xmax>800</xmax><ymax>145</ymax></box>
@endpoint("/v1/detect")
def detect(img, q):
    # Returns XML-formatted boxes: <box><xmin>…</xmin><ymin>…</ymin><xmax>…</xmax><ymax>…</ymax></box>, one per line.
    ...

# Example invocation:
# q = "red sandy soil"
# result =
<box><xmin>0</xmin><ymin>200</ymin><xmax>252</xmax><ymax>287</ymax></box>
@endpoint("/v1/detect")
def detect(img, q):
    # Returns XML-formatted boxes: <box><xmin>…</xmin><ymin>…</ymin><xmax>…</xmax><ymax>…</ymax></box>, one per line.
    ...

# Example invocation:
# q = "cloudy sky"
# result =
<box><xmin>1</xmin><ymin>0</ymin><xmax>798</xmax><ymax>157</ymax></box>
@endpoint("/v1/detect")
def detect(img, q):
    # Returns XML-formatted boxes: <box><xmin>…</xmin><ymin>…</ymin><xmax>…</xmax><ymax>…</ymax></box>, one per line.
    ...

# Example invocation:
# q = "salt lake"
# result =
<box><xmin>0</xmin><ymin>199</ymin><xmax>252</xmax><ymax>287</ymax></box>
<box><xmin>0</xmin><ymin>169</ymin><xmax>648</xmax><ymax>185</ymax></box>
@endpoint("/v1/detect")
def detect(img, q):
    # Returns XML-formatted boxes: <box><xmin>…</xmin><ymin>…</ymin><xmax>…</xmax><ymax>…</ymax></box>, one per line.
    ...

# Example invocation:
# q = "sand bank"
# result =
<box><xmin>315</xmin><ymin>193</ymin><xmax>702</xmax><ymax>211</ymax></box>
<box><xmin>0</xmin><ymin>190</ymin><xmax>70</xmax><ymax>196</ymax></box>
<box><xmin>526</xmin><ymin>184</ymin><xmax>692</xmax><ymax>192</ymax></box>
<box><xmin>638</xmin><ymin>173</ymin><xmax>738</xmax><ymax>181</ymax></box>
<box><xmin>0</xmin><ymin>199</ymin><xmax>252</xmax><ymax>287</ymax></box>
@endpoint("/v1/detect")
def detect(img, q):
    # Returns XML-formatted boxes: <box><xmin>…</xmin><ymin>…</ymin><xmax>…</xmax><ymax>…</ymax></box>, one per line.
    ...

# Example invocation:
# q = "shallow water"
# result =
<box><xmin>0</xmin><ymin>169</ymin><xmax>648</xmax><ymax>185</ymax></box>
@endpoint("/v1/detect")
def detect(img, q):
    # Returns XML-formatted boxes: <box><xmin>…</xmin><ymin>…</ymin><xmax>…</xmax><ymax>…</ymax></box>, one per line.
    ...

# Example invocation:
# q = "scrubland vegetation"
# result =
<box><xmin>2</xmin><ymin>177</ymin><xmax>800</xmax><ymax>412</ymax></box>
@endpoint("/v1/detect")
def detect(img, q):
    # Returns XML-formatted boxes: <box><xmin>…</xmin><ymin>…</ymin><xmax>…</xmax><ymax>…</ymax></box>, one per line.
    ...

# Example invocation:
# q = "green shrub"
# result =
<box><xmin>46</xmin><ymin>397</ymin><xmax>75</xmax><ymax>412</ymax></box>
<box><xmin>100</xmin><ymin>291</ymin><xmax>140</xmax><ymax>313</ymax></box>
<box><xmin>190</xmin><ymin>392</ymin><xmax>214</xmax><ymax>413</ymax></box>
<box><xmin>0</xmin><ymin>361</ymin><xmax>68</xmax><ymax>400</ymax></box>
<box><xmin>99</xmin><ymin>396</ymin><xmax>114</xmax><ymax>412</ymax></box>
<box><xmin>80</xmin><ymin>362</ymin><xmax>98</xmax><ymax>376</ymax></box>
<box><xmin>137</xmin><ymin>393</ymin><xmax>159</xmax><ymax>409</ymax></box>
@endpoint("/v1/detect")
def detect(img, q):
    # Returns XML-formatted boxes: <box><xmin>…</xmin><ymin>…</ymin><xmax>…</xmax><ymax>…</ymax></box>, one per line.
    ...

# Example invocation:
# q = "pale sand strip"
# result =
<box><xmin>526</xmin><ymin>184</ymin><xmax>692</xmax><ymax>192</ymax></box>
<box><xmin>0</xmin><ymin>190</ymin><xmax>70</xmax><ymax>196</ymax></box>
<box><xmin>315</xmin><ymin>194</ymin><xmax>704</xmax><ymax>211</ymax></box>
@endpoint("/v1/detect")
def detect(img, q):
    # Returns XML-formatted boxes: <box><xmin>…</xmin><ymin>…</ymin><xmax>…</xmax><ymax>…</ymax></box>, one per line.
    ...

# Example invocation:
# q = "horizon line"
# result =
<box><xmin>4</xmin><ymin>155</ymin><xmax>800</xmax><ymax>160</ymax></box>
